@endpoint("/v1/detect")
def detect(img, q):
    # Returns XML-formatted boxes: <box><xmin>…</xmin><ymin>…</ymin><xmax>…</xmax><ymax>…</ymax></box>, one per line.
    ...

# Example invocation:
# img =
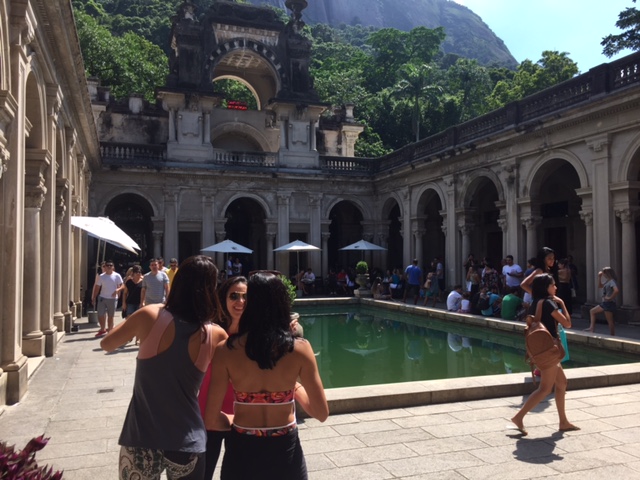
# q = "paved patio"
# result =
<box><xmin>1</xmin><ymin>311</ymin><xmax>640</xmax><ymax>479</ymax></box>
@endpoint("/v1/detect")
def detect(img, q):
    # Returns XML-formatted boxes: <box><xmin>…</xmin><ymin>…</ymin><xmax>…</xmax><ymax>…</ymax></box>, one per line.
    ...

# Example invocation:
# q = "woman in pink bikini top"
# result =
<box><xmin>204</xmin><ymin>272</ymin><xmax>328</xmax><ymax>480</ymax></box>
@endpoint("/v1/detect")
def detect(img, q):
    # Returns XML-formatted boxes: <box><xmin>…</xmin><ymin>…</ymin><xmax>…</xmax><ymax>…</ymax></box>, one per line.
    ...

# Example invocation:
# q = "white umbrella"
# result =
<box><xmin>339</xmin><ymin>240</ymin><xmax>387</xmax><ymax>252</ymax></box>
<box><xmin>71</xmin><ymin>216</ymin><xmax>140</xmax><ymax>255</ymax></box>
<box><xmin>340</xmin><ymin>239</ymin><xmax>386</xmax><ymax>260</ymax></box>
<box><xmin>273</xmin><ymin>240</ymin><xmax>320</xmax><ymax>275</ymax></box>
<box><xmin>201</xmin><ymin>239</ymin><xmax>253</xmax><ymax>254</ymax></box>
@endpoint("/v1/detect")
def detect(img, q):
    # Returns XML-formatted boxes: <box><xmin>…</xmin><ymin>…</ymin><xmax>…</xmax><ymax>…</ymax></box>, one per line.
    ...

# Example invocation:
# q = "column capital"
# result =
<box><xmin>585</xmin><ymin>134</ymin><xmax>610</xmax><ymax>154</ymax></box>
<box><xmin>321</xmin><ymin>232</ymin><xmax>331</xmax><ymax>241</ymax></box>
<box><xmin>308</xmin><ymin>193</ymin><xmax>323</xmax><ymax>206</ymax></box>
<box><xmin>152</xmin><ymin>230</ymin><xmax>163</xmax><ymax>240</ymax></box>
<box><xmin>521</xmin><ymin>216</ymin><xmax>542</xmax><ymax>230</ymax></box>
<box><xmin>277</xmin><ymin>192</ymin><xmax>291</xmax><ymax>205</ymax></box>
<box><xmin>459</xmin><ymin>224</ymin><xmax>474</xmax><ymax>235</ymax></box>
<box><xmin>26</xmin><ymin>185</ymin><xmax>46</xmax><ymax>209</ymax></box>
<box><xmin>615</xmin><ymin>207</ymin><xmax>640</xmax><ymax>224</ymax></box>
<box><xmin>497</xmin><ymin>217</ymin><xmax>508</xmax><ymax>231</ymax></box>
<box><xmin>579</xmin><ymin>209</ymin><xmax>594</xmax><ymax>226</ymax></box>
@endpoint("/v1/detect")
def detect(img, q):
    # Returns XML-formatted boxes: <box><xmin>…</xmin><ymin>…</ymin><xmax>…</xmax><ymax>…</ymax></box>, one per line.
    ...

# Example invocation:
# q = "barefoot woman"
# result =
<box><xmin>511</xmin><ymin>273</ymin><xmax>579</xmax><ymax>435</ymax></box>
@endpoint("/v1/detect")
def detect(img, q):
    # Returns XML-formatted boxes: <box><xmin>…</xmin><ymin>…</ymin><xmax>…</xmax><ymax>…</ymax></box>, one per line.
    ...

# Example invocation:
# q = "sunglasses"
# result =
<box><xmin>228</xmin><ymin>292</ymin><xmax>247</xmax><ymax>301</ymax></box>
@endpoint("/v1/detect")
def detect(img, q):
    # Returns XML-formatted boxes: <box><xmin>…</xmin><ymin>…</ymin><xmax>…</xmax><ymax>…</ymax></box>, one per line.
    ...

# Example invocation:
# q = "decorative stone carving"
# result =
<box><xmin>497</xmin><ymin>217</ymin><xmax>508</xmax><ymax>231</ymax></box>
<box><xmin>521</xmin><ymin>216</ymin><xmax>542</xmax><ymax>230</ymax></box>
<box><xmin>579</xmin><ymin>210</ymin><xmax>593</xmax><ymax>226</ymax></box>
<box><xmin>615</xmin><ymin>207</ymin><xmax>639</xmax><ymax>224</ymax></box>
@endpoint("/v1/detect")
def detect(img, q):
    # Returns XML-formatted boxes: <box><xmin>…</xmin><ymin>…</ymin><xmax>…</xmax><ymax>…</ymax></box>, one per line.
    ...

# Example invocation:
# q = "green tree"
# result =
<box><xmin>446</xmin><ymin>58</ymin><xmax>493</xmax><ymax>123</ymax></box>
<box><xmin>602</xmin><ymin>0</ymin><xmax>640</xmax><ymax>57</ymax></box>
<box><xmin>392</xmin><ymin>63</ymin><xmax>443</xmax><ymax>142</ymax></box>
<box><xmin>75</xmin><ymin>10</ymin><xmax>168</xmax><ymax>102</ymax></box>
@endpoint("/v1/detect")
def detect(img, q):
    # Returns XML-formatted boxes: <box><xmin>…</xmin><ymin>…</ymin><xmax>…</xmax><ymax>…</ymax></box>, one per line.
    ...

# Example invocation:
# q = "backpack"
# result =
<box><xmin>524</xmin><ymin>299</ymin><xmax>565</xmax><ymax>380</ymax></box>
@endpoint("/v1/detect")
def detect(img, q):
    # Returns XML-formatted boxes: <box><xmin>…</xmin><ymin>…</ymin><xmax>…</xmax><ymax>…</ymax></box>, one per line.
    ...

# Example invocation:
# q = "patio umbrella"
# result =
<box><xmin>339</xmin><ymin>239</ymin><xmax>386</xmax><ymax>260</ymax></box>
<box><xmin>273</xmin><ymin>240</ymin><xmax>320</xmax><ymax>275</ymax></box>
<box><xmin>201</xmin><ymin>239</ymin><xmax>253</xmax><ymax>276</ymax></box>
<box><xmin>71</xmin><ymin>216</ymin><xmax>141</xmax><ymax>254</ymax></box>
<box><xmin>201</xmin><ymin>239</ymin><xmax>253</xmax><ymax>254</ymax></box>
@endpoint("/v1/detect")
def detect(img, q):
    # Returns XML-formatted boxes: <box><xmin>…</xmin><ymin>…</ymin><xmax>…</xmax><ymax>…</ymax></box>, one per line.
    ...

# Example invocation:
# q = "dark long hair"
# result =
<box><xmin>228</xmin><ymin>272</ymin><xmax>293</xmax><ymax>369</ymax></box>
<box><xmin>164</xmin><ymin>255</ymin><xmax>221</xmax><ymax>325</ymax></box>
<box><xmin>531</xmin><ymin>273</ymin><xmax>555</xmax><ymax>301</ymax></box>
<box><xmin>535</xmin><ymin>247</ymin><xmax>556</xmax><ymax>273</ymax></box>
<box><xmin>217</xmin><ymin>276</ymin><xmax>247</xmax><ymax>331</ymax></box>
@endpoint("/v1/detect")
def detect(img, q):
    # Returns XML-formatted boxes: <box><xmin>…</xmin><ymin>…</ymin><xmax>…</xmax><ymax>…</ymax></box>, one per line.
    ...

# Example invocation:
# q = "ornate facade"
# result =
<box><xmin>0</xmin><ymin>0</ymin><xmax>98</xmax><ymax>407</ymax></box>
<box><xmin>1</xmin><ymin>0</ymin><xmax>639</xmax><ymax>409</ymax></box>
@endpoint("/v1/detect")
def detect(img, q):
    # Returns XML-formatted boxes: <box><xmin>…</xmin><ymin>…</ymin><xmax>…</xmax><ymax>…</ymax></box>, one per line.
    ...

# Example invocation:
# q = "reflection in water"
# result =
<box><xmin>297</xmin><ymin>306</ymin><xmax>637</xmax><ymax>389</ymax></box>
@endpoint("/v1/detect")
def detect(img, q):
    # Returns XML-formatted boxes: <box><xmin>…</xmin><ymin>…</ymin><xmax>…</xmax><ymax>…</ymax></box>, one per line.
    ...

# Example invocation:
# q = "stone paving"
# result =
<box><xmin>1</xmin><ymin>311</ymin><xmax>640</xmax><ymax>479</ymax></box>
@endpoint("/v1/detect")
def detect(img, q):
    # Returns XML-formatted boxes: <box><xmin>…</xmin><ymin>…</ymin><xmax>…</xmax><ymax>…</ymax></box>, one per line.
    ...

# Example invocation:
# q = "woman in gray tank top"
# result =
<box><xmin>101</xmin><ymin>255</ymin><xmax>227</xmax><ymax>480</ymax></box>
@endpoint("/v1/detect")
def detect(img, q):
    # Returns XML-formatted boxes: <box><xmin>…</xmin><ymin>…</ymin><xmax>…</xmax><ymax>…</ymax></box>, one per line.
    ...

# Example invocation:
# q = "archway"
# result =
<box><xmin>224</xmin><ymin>197</ymin><xmax>267</xmax><ymax>273</ymax></box>
<box><xmin>383</xmin><ymin>199</ymin><xmax>403</xmax><ymax>271</ymax></box>
<box><xmin>417</xmin><ymin>189</ymin><xmax>445</xmax><ymax>272</ymax></box>
<box><xmin>328</xmin><ymin>201</ymin><xmax>364</xmax><ymax>271</ymax></box>
<box><xmin>104</xmin><ymin>194</ymin><xmax>155</xmax><ymax>271</ymax></box>
<box><xmin>465</xmin><ymin>177</ymin><xmax>501</xmax><ymax>266</ymax></box>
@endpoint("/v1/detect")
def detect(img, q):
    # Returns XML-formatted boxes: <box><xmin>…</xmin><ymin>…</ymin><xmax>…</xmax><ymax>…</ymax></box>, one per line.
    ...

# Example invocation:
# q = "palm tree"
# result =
<box><xmin>392</xmin><ymin>63</ymin><xmax>443</xmax><ymax>142</ymax></box>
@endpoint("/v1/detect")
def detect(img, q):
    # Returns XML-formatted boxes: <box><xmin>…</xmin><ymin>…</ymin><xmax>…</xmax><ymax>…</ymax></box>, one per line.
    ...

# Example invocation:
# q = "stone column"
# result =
<box><xmin>497</xmin><ymin>216</ymin><xmax>508</xmax><ymax>258</ymax></box>
<box><xmin>203</xmin><ymin>112</ymin><xmax>211</xmax><ymax>144</ymax></box>
<box><xmin>168</xmin><ymin>108</ymin><xmax>176</xmax><ymax>143</ymax></box>
<box><xmin>579</xmin><ymin>209</ymin><xmax>595</xmax><ymax>303</ymax></box>
<box><xmin>276</xmin><ymin>192</ymin><xmax>291</xmax><ymax>275</ymax></box>
<box><xmin>615</xmin><ymin>208</ymin><xmax>639</xmax><ymax>306</ymax></box>
<box><xmin>521</xmin><ymin>216</ymin><xmax>542</xmax><ymax>260</ymax></box>
<box><xmin>215</xmin><ymin>230</ymin><xmax>226</xmax><ymax>272</ymax></box>
<box><xmin>53</xmin><ymin>196</ymin><xmax>65</xmax><ymax>333</ymax></box>
<box><xmin>587</xmin><ymin>136</ymin><xmax>612</xmax><ymax>273</ymax></box>
<box><xmin>152</xmin><ymin>231</ymin><xmax>163</xmax><ymax>258</ymax></box>
<box><xmin>72</xmin><ymin>196</ymin><xmax>83</xmax><ymax>318</ymax></box>
<box><xmin>308</xmin><ymin>194</ymin><xmax>322</xmax><ymax>275</ymax></box>
<box><xmin>22</xmin><ymin>185</ymin><xmax>45</xmax><ymax>357</ymax></box>
<box><xmin>321</xmin><ymin>232</ymin><xmax>331</xmax><ymax>277</ymax></box>
<box><xmin>201</xmin><ymin>190</ymin><xmax>215</xmax><ymax>249</ymax></box>
<box><xmin>460</xmin><ymin>224</ymin><xmax>474</xmax><ymax>266</ymax></box>
<box><xmin>61</xmin><ymin>180</ymin><xmax>73</xmax><ymax>332</ymax></box>
<box><xmin>266</xmin><ymin>232</ymin><xmax>276</xmax><ymax>271</ymax></box>
<box><xmin>413</xmin><ymin>228</ymin><xmax>425</xmax><ymax>265</ymax></box>
<box><xmin>400</xmin><ymin>188</ymin><xmax>411</xmax><ymax>266</ymax></box>
<box><xmin>164</xmin><ymin>191</ymin><xmax>178</xmax><ymax>260</ymax></box>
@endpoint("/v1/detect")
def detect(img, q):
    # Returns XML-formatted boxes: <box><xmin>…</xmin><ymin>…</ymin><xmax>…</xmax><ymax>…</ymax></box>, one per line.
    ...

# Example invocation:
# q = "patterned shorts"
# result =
<box><xmin>119</xmin><ymin>446</ymin><xmax>204</xmax><ymax>480</ymax></box>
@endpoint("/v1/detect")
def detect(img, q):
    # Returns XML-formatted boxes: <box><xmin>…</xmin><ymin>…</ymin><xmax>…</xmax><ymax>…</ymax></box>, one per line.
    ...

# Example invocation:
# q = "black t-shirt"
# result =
<box><xmin>125</xmin><ymin>279</ymin><xmax>143</xmax><ymax>305</ymax></box>
<box><xmin>529</xmin><ymin>298</ymin><xmax>559</xmax><ymax>338</ymax></box>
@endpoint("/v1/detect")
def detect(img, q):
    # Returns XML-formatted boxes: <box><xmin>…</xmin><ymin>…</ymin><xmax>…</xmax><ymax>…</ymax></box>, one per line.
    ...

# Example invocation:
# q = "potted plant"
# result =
<box><xmin>354</xmin><ymin>261</ymin><xmax>372</xmax><ymax>297</ymax></box>
<box><xmin>279</xmin><ymin>274</ymin><xmax>298</xmax><ymax>306</ymax></box>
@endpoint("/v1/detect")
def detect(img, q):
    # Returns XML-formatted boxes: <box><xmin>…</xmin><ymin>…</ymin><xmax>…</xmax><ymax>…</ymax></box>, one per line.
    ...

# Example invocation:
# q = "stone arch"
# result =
<box><xmin>222</xmin><ymin>195</ymin><xmax>269</xmax><ymax>272</ymax></box>
<box><xmin>414</xmin><ymin>183</ymin><xmax>446</xmax><ymax>216</ymax></box>
<box><xmin>103</xmin><ymin>193</ymin><xmax>156</xmax><ymax>267</ymax></box>
<box><xmin>415</xmin><ymin>187</ymin><xmax>445</xmax><ymax>267</ymax></box>
<box><xmin>211</xmin><ymin>122</ymin><xmax>271</xmax><ymax>152</ymax></box>
<box><xmin>381</xmin><ymin>194</ymin><xmax>403</xmax><ymax>219</ymax></box>
<box><xmin>524</xmin><ymin>149</ymin><xmax>589</xmax><ymax>197</ymax></box>
<box><xmin>323</xmin><ymin>195</ymin><xmax>369</xmax><ymax>221</ymax></box>
<box><xmin>98</xmin><ymin>189</ymin><xmax>160</xmax><ymax>218</ymax></box>
<box><xmin>618</xmin><ymin>131</ymin><xmax>640</xmax><ymax>182</ymax></box>
<box><xmin>214</xmin><ymin>74</ymin><xmax>262</xmax><ymax>110</ymax></box>
<box><xmin>220</xmin><ymin>192</ymin><xmax>272</xmax><ymax>219</ymax></box>
<box><xmin>208</xmin><ymin>40</ymin><xmax>283</xmax><ymax>109</ymax></box>
<box><xmin>460</xmin><ymin>169</ymin><xmax>504</xmax><ymax>209</ymax></box>
<box><xmin>328</xmin><ymin>199</ymin><xmax>365</xmax><ymax>271</ymax></box>
<box><xmin>24</xmin><ymin>70</ymin><xmax>46</xmax><ymax>150</ymax></box>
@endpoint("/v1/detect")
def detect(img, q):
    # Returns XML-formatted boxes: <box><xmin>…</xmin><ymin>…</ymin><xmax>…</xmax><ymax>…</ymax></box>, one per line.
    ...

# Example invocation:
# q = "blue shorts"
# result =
<box><xmin>600</xmin><ymin>301</ymin><xmax>617</xmax><ymax>313</ymax></box>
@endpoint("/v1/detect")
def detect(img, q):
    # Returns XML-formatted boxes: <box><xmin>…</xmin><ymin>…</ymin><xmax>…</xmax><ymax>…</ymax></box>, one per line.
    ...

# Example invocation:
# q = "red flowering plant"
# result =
<box><xmin>0</xmin><ymin>435</ymin><xmax>63</xmax><ymax>479</ymax></box>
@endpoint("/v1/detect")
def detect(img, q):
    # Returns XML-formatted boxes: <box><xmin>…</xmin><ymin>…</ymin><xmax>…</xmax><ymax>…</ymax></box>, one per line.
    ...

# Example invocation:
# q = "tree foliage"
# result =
<box><xmin>602</xmin><ymin>0</ymin><xmax>640</xmax><ymax>57</ymax></box>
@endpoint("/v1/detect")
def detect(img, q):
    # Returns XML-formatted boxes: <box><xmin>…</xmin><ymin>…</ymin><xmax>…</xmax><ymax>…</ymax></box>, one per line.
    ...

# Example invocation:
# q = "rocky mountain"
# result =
<box><xmin>247</xmin><ymin>0</ymin><xmax>518</xmax><ymax>68</ymax></box>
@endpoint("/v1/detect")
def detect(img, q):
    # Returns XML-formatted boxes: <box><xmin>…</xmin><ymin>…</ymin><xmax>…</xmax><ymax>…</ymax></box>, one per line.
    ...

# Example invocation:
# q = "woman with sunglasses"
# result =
<box><xmin>198</xmin><ymin>275</ymin><xmax>248</xmax><ymax>479</ymax></box>
<box><xmin>205</xmin><ymin>272</ymin><xmax>328</xmax><ymax>479</ymax></box>
<box><xmin>101</xmin><ymin>255</ymin><xmax>228</xmax><ymax>479</ymax></box>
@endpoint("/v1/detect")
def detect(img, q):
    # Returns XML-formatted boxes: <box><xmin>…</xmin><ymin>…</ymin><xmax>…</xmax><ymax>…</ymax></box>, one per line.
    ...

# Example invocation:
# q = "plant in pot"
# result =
<box><xmin>355</xmin><ymin>260</ymin><xmax>369</xmax><ymax>290</ymax></box>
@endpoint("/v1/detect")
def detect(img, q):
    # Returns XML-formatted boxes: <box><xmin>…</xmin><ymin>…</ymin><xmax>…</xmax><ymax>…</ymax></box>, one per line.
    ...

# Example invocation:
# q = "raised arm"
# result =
<box><xmin>296</xmin><ymin>339</ymin><xmax>329</xmax><ymax>422</ymax></box>
<box><xmin>520</xmin><ymin>268</ymin><xmax>543</xmax><ymax>295</ymax></box>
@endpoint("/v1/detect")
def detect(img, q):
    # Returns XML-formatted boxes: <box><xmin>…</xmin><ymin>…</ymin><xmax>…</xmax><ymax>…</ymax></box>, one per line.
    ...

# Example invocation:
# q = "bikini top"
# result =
<box><xmin>234</xmin><ymin>389</ymin><xmax>295</xmax><ymax>405</ymax></box>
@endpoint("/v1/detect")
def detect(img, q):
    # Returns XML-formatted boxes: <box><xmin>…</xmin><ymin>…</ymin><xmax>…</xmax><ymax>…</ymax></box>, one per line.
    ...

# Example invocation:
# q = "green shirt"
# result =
<box><xmin>501</xmin><ymin>293</ymin><xmax>523</xmax><ymax>320</ymax></box>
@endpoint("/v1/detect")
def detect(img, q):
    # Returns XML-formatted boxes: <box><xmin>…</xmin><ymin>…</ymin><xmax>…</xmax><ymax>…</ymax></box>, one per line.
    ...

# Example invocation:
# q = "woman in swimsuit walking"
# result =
<box><xmin>205</xmin><ymin>272</ymin><xmax>328</xmax><ymax>479</ymax></box>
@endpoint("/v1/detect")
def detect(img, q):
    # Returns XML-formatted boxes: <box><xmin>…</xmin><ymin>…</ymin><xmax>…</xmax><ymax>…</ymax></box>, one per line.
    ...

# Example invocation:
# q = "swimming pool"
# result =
<box><xmin>296</xmin><ymin>302</ymin><xmax>639</xmax><ymax>389</ymax></box>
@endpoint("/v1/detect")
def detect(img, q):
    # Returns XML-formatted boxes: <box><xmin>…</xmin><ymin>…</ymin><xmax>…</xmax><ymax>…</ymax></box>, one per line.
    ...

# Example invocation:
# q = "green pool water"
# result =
<box><xmin>296</xmin><ymin>304</ymin><xmax>638</xmax><ymax>389</ymax></box>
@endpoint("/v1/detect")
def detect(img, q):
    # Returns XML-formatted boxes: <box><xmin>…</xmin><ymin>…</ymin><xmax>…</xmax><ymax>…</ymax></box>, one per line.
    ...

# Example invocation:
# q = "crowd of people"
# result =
<box><xmin>99</xmin><ymin>257</ymin><xmax>328</xmax><ymax>480</ymax></box>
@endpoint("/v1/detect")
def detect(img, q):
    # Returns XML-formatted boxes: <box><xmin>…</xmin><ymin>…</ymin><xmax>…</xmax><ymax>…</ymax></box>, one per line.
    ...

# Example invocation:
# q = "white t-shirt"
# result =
<box><xmin>447</xmin><ymin>290</ymin><xmax>463</xmax><ymax>311</ymax></box>
<box><xmin>96</xmin><ymin>272</ymin><xmax>123</xmax><ymax>299</ymax></box>
<box><xmin>502</xmin><ymin>264</ymin><xmax>523</xmax><ymax>287</ymax></box>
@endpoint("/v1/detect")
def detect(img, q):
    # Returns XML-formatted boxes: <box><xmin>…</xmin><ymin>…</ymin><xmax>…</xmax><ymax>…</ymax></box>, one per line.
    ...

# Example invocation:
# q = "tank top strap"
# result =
<box><xmin>138</xmin><ymin>308</ymin><xmax>173</xmax><ymax>359</ymax></box>
<box><xmin>194</xmin><ymin>324</ymin><xmax>214</xmax><ymax>372</ymax></box>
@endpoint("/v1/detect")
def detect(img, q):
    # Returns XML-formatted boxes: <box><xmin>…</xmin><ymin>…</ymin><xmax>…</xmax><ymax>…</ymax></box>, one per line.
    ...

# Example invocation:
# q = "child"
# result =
<box><xmin>459</xmin><ymin>291</ymin><xmax>471</xmax><ymax>313</ymax></box>
<box><xmin>422</xmin><ymin>272</ymin><xmax>439</xmax><ymax>307</ymax></box>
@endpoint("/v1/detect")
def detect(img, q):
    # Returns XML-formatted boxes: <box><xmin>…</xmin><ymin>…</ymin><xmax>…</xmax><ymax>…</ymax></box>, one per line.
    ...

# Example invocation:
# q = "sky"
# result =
<box><xmin>452</xmin><ymin>0</ymin><xmax>634</xmax><ymax>72</ymax></box>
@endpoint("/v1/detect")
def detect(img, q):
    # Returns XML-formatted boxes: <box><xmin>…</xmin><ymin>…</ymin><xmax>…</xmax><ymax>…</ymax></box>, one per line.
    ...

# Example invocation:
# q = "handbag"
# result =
<box><xmin>524</xmin><ymin>299</ymin><xmax>565</xmax><ymax>382</ymax></box>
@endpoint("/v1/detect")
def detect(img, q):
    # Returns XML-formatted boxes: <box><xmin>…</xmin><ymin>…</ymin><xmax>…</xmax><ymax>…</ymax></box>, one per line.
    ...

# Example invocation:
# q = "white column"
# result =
<box><xmin>168</xmin><ymin>109</ymin><xmax>176</xmax><ymax>143</ymax></box>
<box><xmin>53</xmin><ymin>202</ymin><xmax>64</xmax><ymax>332</ymax></box>
<box><xmin>276</xmin><ymin>193</ymin><xmax>291</xmax><ymax>274</ymax></box>
<box><xmin>22</xmin><ymin>188</ymin><xmax>44</xmax><ymax>356</ymax></box>
<box><xmin>309</xmin><ymin>194</ymin><xmax>322</xmax><ymax>275</ymax></box>
<box><xmin>164</xmin><ymin>191</ymin><xmax>178</xmax><ymax>260</ymax></box>
<box><xmin>215</xmin><ymin>231</ymin><xmax>226</xmax><ymax>272</ymax></box>
<box><xmin>266</xmin><ymin>233</ymin><xmax>276</xmax><ymax>271</ymax></box>
<box><xmin>321</xmin><ymin>232</ymin><xmax>330</xmax><ymax>277</ymax></box>
<box><xmin>615</xmin><ymin>208</ymin><xmax>639</xmax><ymax>306</ymax></box>
<box><xmin>580</xmin><ymin>210</ymin><xmax>595</xmax><ymax>303</ymax></box>
<box><xmin>522</xmin><ymin>217</ymin><xmax>541</xmax><ymax>260</ymax></box>
<box><xmin>497</xmin><ymin>216</ymin><xmax>508</xmax><ymax>258</ymax></box>
<box><xmin>413</xmin><ymin>228</ymin><xmax>425</xmax><ymax>265</ymax></box>
<box><xmin>400</xmin><ymin>188</ymin><xmax>411</xmax><ymax>266</ymax></box>
<box><xmin>460</xmin><ymin>224</ymin><xmax>473</xmax><ymax>265</ymax></box>
<box><xmin>152</xmin><ymin>231</ymin><xmax>163</xmax><ymax>258</ymax></box>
